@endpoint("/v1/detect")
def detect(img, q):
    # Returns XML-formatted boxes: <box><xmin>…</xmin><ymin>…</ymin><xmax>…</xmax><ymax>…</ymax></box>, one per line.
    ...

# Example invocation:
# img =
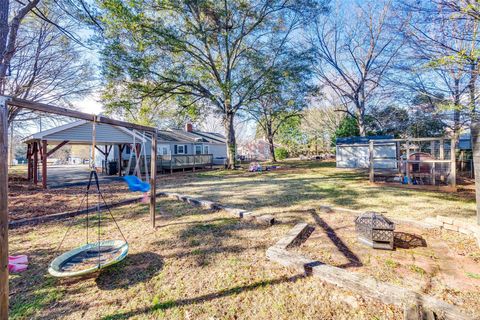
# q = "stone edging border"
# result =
<box><xmin>157</xmin><ymin>191</ymin><xmax>275</xmax><ymax>226</ymax></box>
<box><xmin>319</xmin><ymin>205</ymin><xmax>480</xmax><ymax>248</ymax></box>
<box><xmin>266</xmin><ymin>223</ymin><xmax>475</xmax><ymax>320</ymax></box>
<box><xmin>425</xmin><ymin>216</ymin><xmax>480</xmax><ymax>246</ymax></box>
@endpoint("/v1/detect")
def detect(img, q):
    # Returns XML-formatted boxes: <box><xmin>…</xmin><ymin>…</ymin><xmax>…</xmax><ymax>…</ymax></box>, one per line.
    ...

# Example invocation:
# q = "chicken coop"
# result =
<box><xmin>368</xmin><ymin>137</ymin><xmax>456</xmax><ymax>190</ymax></box>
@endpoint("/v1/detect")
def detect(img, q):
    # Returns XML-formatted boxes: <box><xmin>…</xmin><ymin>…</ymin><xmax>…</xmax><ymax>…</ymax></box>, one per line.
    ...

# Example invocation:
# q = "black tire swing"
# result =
<box><xmin>48</xmin><ymin>118</ymin><xmax>129</xmax><ymax>278</ymax></box>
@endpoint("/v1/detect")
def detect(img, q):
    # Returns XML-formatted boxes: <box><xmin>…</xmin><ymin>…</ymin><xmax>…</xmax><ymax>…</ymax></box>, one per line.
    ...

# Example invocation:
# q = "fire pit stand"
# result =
<box><xmin>355</xmin><ymin>212</ymin><xmax>395</xmax><ymax>250</ymax></box>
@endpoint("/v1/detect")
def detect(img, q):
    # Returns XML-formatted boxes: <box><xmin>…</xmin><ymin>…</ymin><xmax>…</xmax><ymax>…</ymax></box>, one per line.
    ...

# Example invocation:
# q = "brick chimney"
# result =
<box><xmin>185</xmin><ymin>123</ymin><xmax>193</xmax><ymax>132</ymax></box>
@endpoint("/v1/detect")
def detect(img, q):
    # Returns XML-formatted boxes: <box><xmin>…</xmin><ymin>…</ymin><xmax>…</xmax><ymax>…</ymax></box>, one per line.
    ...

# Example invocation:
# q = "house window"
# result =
<box><xmin>195</xmin><ymin>145</ymin><xmax>202</xmax><ymax>155</ymax></box>
<box><xmin>126</xmin><ymin>145</ymin><xmax>131</xmax><ymax>155</ymax></box>
<box><xmin>162</xmin><ymin>147</ymin><xmax>168</xmax><ymax>155</ymax></box>
<box><xmin>175</xmin><ymin>145</ymin><xmax>187</xmax><ymax>154</ymax></box>
<box><xmin>204</xmin><ymin>146</ymin><xmax>209</xmax><ymax>154</ymax></box>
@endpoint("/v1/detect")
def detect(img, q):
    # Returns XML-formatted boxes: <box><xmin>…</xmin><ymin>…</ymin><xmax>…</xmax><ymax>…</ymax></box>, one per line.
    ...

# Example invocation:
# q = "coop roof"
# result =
<box><xmin>336</xmin><ymin>135</ymin><xmax>395</xmax><ymax>145</ymax></box>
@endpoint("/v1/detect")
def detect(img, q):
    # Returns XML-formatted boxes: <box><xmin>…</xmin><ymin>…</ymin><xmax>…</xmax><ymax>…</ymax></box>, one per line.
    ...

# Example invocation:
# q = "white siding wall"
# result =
<box><xmin>336</xmin><ymin>143</ymin><xmax>397</xmax><ymax>169</ymax></box>
<box><xmin>208</xmin><ymin>144</ymin><xmax>227</xmax><ymax>158</ymax></box>
<box><xmin>47</xmin><ymin>122</ymin><xmax>135</xmax><ymax>144</ymax></box>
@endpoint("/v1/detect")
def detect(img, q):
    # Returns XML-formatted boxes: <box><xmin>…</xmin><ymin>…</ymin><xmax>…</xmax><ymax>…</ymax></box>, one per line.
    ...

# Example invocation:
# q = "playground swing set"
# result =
<box><xmin>0</xmin><ymin>97</ymin><xmax>159</xmax><ymax>319</ymax></box>
<box><xmin>49</xmin><ymin>118</ymin><xmax>152</xmax><ymax>277</ymax></box>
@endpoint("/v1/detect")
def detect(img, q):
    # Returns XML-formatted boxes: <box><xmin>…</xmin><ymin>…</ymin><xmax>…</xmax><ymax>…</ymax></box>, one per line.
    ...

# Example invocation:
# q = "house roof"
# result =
<box><xmin>191</xmin><ymin>131</ymin><xmax>225</xmax><ymax>144</ymax></box>
<box><xmin>23</xmin><ymin>120</ymin><xmax>226</xmax><ymax>146</ymax></box>
<box><xmin>157</xmin><ymin>129</ymin><xmax>225</xmax><ymax>144</ymax></box>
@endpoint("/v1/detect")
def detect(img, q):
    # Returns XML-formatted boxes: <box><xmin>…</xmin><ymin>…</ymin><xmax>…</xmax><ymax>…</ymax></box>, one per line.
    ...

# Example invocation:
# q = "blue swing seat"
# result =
<box><xmin>123</xmin><ymin>175</ymin><xmax>151</xmax><ymax>193</ymax></box>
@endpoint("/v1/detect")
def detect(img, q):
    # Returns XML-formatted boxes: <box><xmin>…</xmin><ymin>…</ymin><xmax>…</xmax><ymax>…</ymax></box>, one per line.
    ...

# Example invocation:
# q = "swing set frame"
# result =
<box><xmin>0</xmin><ymin>96</ymin><xmax>159</xmax><ymax>320</ymax></box>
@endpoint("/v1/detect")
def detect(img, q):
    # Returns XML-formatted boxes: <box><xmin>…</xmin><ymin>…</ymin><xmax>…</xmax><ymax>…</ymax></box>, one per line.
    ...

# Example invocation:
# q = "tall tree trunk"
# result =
<box><xmin>469</xmin><ymin>60</ymin><xmax>478</xmax><ymax>119</ymax></box>
<box><xmin>268</xmin><ymin>136</ymin><xmax>276</xmax><ymax>162</ymax></box>
<box><xmin>357</xmin><ymin>112</ymin><xmax>366</xmax><ymax>137</ymax></box>
<box><xmin>0</xmin><ymin>0</ymin><xmax>8</xmax><ymax>57</ymax></box>
<box><xmin>453</xmin><ymin>77</ymin><xmax>461</xmax><ymax>137</ymax></box>
<box><xmin>224</xmin><ymin>111</ymin><xmax>236</xmax><ymax>169</ymax></box>
<box><xmin>266</xmin><ymin>123</ymin><xmax>276</xmax><ymax>162</ymax></box>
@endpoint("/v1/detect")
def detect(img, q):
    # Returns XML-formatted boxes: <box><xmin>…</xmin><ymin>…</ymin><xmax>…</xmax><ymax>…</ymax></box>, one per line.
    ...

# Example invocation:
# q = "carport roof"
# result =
<box><xmin>23</xmin><ymin>120</ymin><xmax>147</xmax><ymax>145</ymax></box>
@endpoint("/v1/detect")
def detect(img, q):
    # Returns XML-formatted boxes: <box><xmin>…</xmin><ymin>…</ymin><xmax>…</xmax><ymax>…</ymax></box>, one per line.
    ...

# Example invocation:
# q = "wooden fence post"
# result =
<box><xmin>369</xmin><ymin>140</ymin><xmax>374</xmax><ymax>183</ymax></box>
<box><xmin>150</xmin><ymin>130</ymin><xmax>157</xmax><ymax>228</ymax></box>
<box><xmin>0</xmin><ymin>97</ymin><xmax>10</xmax><ymax>320</ymax></box>
<box><xmin>430</xmin><ymin>141</ymin><xmax>436</xmax><ymax>186</ymax></box>
<box><xmin>406</xmin><ymin>140</ymin><xmax>411</xmax><ymax>185</ymax></box>
<box><xmin>440</xmin><ymin>139</ymin><xmax>445</xmax><ymax>183</ymax></box>
<box><xmin>450</xmin><ymin>138</ymin><xmax>457</xmax><ymax>191</ymax></box>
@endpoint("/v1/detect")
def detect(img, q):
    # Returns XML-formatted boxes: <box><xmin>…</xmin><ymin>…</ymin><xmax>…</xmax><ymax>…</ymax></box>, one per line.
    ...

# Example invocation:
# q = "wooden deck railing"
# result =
<box><xmin>121</xmin><ymin>154</ymin><xmax>213</xmax><ymax>174</ymax></box>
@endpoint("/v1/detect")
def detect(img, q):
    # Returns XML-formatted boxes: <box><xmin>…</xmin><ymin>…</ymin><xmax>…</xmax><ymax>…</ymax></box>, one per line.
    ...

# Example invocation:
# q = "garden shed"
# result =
<box><xmin>336</xmin><ymin>136</ymin><xmax>397</xmax><ymax>169</ymax></box>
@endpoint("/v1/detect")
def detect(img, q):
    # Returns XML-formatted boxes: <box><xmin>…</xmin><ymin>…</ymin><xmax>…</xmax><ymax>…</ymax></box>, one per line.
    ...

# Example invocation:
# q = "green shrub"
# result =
<box><xmin>275</xmin><ymin>147</ymin><xmax>289</xmax><ymax>160</ymax></box>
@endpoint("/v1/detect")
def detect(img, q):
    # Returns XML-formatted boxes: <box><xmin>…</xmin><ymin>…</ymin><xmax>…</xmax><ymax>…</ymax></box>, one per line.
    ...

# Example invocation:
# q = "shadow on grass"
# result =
<box><xmin>165</xmin><ymin>164</ymin><xmax>477</xmax><ymax>219</ymax></box>
<box><xmin>100</xmin><ymin>275</ymin><xmax>306</xmax><ymax>320</ymax></box>
<box><xmin>394</xmin><ymin>232</ymin><xmax>427</xmax><ymax>249</ymax></box>
<box><xmin>310</xmin><ymin>210</ymin><xmax>362</xmax><ymax>268</ymax></box>
<box><xmin>96</xmin><ymin>252</ymin><xmax>164</xmax><ymax>290</ymax></box>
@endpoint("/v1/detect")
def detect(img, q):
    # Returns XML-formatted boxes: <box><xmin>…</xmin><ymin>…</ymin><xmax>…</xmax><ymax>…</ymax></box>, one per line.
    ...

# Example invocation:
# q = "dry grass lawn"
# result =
<box><xmin>9</xmin><ymin>199</ymin><xmax>401</xmax><ymax>319</ymax></box>
<box><xmin>7</xmin><ymin>160</ymin><xmax>479</xmax><ymax>319</ymax></box>
<box><xmin>159</xmin><ymin>161</ymin><xmax>476</xmax><ymax>223</ymax></box>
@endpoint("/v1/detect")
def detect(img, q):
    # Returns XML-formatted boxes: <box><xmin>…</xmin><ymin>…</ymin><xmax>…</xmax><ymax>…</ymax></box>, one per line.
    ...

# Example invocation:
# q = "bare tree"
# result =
<box><xmin>6</xmin><ymin>11</ymin><xmax>94</xmax><ymax>124</ymax></box>
<box><xmin>0</xmin><ymin>0</ymin><xmax>41</xmax><ymax>95</ymax></box>
<box><xmin>301</xmin><ymin>99</ymin><xmax>344</xmax><ymax>154</ymax></box>
<box><xmin>99</xmin><ymin>0</ymin><xmax>323</xmax><ymax>168</ymax></box>
<box><xmin>399</xmin><ymin>1</ymin><xmax>480</xmax><ymax>139</ymax></box>
<box><xmin>310</xmin><ymin>0</ymin><xmax>404</xmax><ymax>136</ymax></box>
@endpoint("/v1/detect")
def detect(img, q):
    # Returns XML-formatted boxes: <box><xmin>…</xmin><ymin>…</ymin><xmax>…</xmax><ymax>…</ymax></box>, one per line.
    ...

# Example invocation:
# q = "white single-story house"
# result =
<box><xmin>23</xmin><ymin>121</ymin><xmax>227</xmax><ymax>185</ymax></box>
<box><xmin>118</xmin><ymin>123</ymin><xmax>226</xmax><ymax>161</ymax></box>
<box><xmin>336</xmin><ymin>136</ymin><xmax>397</xmax><ymax>169</ymax></box>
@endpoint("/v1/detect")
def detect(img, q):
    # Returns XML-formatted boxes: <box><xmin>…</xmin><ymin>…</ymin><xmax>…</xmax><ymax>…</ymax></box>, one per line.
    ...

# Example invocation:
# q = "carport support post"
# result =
<box><xmin>42</xmin><ymin>140</ymin><xmax>47</xmax><ymax>189</ymax></box>
<box><xmin>118</xmin><ymin>144</ymin><xmax>123</xmax><ymax>176</ymax></box>
<box><xmin>369</xmin><ymin>140</ymin><xmax>374</xmax><ymax>183</ymax></box>
<box><xmin>0</xmin><ymin>97</ymin><xmax>9</xmax><ymax>320</ymax></box>
<box><xmin>27</xmin><ymin>143</ymin><xmax>32</xmax><ymax>180</ymax></box>
<box><xmin>150</xmin><ymin>131</ymin><xmax>157</xmax><ymax>228</ymax></box>
<box><xmin>33</xmin><ymin>141</ymin><xmax>38</xmax><ymax>184</ymax></box>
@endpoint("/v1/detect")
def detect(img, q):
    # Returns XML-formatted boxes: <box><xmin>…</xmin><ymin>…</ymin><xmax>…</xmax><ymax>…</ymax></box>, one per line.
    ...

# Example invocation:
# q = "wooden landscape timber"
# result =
<box><xmin>266</xmin><ymin>222</ymin><xmax>476</xmax><ymax>320</ymax></box>
<box><xmin>157</xmin><ymin>191</ymin><xmax>276</xmax><ymax>225</ymax></box>
<box><xmin>0</xmin><ymin>96</ymin><xmax>159</xmax><ymax>319</ymax></box>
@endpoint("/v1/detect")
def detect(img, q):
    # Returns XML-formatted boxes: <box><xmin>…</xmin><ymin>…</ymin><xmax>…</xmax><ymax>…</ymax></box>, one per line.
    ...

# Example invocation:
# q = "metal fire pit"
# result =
<box><xmin>355</xmin><ymin>212</ymin><xmax>395</xmax><ymax>250</ymax></box>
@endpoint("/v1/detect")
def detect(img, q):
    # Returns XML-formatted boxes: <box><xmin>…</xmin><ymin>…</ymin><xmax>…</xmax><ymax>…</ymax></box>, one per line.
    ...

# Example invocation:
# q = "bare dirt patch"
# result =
<box><xmin>8</xmin><ymin>177</ymin><xmax>136</xmax><ymax>221</ymax></box>
<box><xmin>292</xmin><ymin>210</ymin><xmax>480</xmax><ymax>317</ymax></box>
